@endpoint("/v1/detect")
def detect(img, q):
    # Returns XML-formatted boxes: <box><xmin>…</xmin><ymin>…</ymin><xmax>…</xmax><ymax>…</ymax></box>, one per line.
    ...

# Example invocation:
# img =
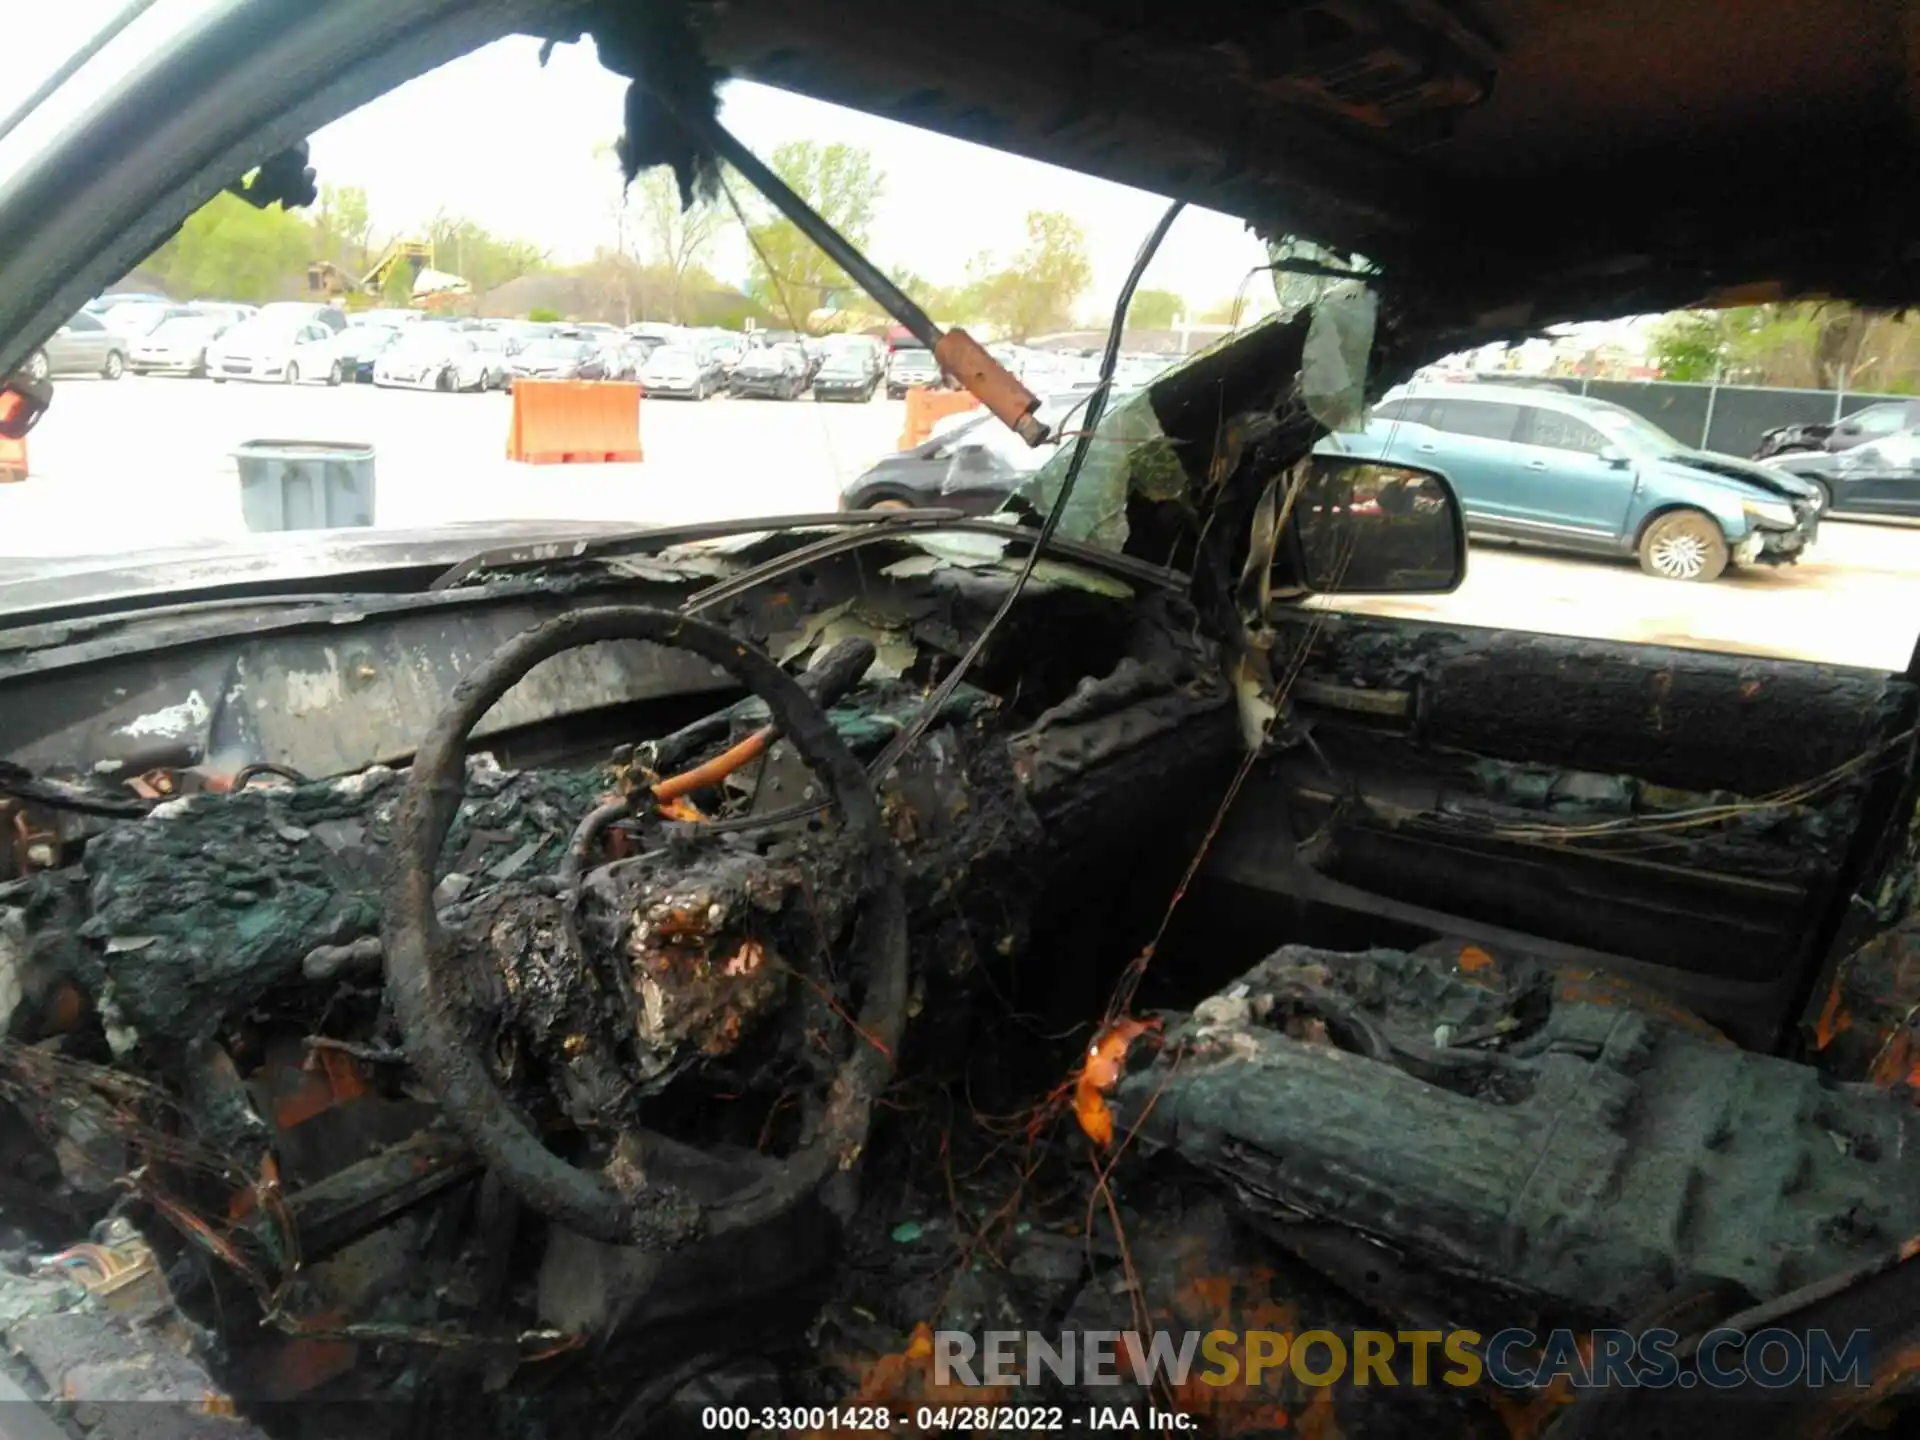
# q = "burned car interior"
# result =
<box><xmin>6</xmin><ymin>2</ymin><xmax>1920</xmax><ymax>1437</ymax></box>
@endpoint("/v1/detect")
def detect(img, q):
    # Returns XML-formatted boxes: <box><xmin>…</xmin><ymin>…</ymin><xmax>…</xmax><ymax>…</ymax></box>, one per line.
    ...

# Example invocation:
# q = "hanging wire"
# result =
<box><xmin>865</xmin><ymin>197</ymin><xmax>1189</xmax><ymax>782</ymax></box>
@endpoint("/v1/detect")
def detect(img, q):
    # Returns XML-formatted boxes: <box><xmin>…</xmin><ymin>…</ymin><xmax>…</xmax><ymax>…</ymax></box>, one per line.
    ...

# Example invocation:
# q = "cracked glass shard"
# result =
<box><xmin>1017</xmin><ymin>388</ymin><xmax>1180</xmax><ymax>552</ymax></box>
<box><xmin>1300</xmin><ymin>283</ymin><xmax>1378</xmax><ymax>434</ymax></box>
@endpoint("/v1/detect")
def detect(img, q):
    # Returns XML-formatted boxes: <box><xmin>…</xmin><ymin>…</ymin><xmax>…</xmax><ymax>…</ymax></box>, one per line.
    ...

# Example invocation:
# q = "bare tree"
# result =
<box><xmin>630</xmin><ymin>166</ymin><xmax>727</xmax><ymax>324</ymax></box>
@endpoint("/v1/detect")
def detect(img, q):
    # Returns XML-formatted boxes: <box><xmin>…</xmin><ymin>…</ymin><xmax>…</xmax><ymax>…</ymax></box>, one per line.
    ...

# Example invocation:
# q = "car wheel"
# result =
<box><xmin>101</xmin><ymin>350</ymin><xmax>125</xmax><ymax>380</ymax></box>
<box><xmin>1638</xmin><ymin>509</ymin><xmax>1730</xmax><ymax>582</ymax></box>
<box><xmin>284</xmin><ymin>362</ymin><xmax>300</xmax><ymax>384</ymax></box>
<box><xmin>25</xmin><ymin>350</ymin><xmax>49</xmax><ymax>383</ymax></box>
<box><xmin>212</xmin><ymin>375</ymin><xmax>227</xmax><ymax>384</ymax></box>
<box><xmin>437</xmin><ymin>368</ymin><xmax>455</xmax><ymax>392</ymax></box>
<box><xmin>327</xmin><ymin>361</ymin><xmax>344</xmax><ymax>386</ymax></box>
<box><xmin>1809</xmin><ymin>478</ymin><xmax>1834</xmax><ymax>513</ymax></box>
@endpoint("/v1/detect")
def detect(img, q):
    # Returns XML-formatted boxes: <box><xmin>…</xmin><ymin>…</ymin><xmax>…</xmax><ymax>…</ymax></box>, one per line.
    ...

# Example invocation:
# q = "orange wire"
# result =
<box><xmin>652</xmin><ymin>724</ymin><xmax>775</xmax><ymax>801</ymax></box>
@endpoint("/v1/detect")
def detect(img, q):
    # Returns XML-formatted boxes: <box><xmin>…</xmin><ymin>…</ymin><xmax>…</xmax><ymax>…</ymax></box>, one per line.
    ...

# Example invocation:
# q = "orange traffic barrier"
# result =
<box><xmin>898</xmin><ymin>386</ymin><xmax>981</xmax><ymax>450</ymax></box>
<box><xmin>506</xmin><ymin>379</ymin><xmax>644</xmax><ymax>465</ymax></box>
<box><xmin>0</xmin><ymin>433</ymin><xmax>24</xmax><ymax>484</ymax></box>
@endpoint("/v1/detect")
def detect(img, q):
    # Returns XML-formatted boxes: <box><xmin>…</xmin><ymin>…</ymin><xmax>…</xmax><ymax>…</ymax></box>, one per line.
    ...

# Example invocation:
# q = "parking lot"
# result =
<box><xmin>4</xmin><ymin>374</ymin><xmax>1920</xmax><ymax>671</ymax></box>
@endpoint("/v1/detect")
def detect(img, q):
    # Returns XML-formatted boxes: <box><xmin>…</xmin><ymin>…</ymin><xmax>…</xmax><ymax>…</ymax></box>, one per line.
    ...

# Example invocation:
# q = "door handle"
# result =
<box><xmin>1526</xmin><ymin>459</ymin><xmax>1549</xmax><ymax>470</ymax></box>
<box><xmin>1416</xmin><ymin>443</ymin><xmax>1438</xmax><ymax>454</ymax></box>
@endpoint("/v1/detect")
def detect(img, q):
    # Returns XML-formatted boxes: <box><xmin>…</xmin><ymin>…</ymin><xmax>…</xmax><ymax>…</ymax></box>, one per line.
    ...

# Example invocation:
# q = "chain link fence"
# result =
<box><xmin>1507</xmin><ymin>377</ymin><xmax>1910</xmax><ymax>458</ymax></box>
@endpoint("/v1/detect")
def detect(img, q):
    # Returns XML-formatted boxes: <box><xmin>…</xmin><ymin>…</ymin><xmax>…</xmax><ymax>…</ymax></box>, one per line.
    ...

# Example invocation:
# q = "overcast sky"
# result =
<box><xmin>316</xmin><ymin>36</ymin><xmax>1282</xmax><ymax>322</ymax></box>
<box><xmin>5</xmin><ymin>8</ymin><xmax>1279</xmax><ymax>324</ymax></box>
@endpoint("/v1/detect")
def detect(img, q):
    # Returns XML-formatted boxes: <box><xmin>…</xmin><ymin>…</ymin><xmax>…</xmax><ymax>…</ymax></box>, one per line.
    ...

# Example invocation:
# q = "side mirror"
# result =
<box><xmin>1284</xmin><ymin>456</ymin><xmax>1466</xmax><ymax>595</ymax></box>
<box><xmin>1599</xmin><ymin>445</ymin><xmax>1630</xmax><ymax>468</ymax></box>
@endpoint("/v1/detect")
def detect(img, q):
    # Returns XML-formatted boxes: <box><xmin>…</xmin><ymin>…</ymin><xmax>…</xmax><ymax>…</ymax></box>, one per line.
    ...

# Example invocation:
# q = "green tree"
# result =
<box><xmin>738</xmin><ymin>142</ymin><xmax>885</xmax><ymax>331</ymax></box>
<box><xmin>143</xmin><ymin>192</ymin><xmax>314</xmax><ymax>302</ymax></box>
<box><xmin>310</xmin><ymin>184</ymin><xmax>373</xmax><ymax>274</ymax></box>
<box><xmin>1650</xmin><ymin>305</ymin><xmax>1826</xmax><ymax>385</ymax></box>
<box><xmin>425</xmin><ymin>212</ymin><xmax>549</xmax><ymax>297</ymax></box>
<box><xmin>973</xmin><ymin>212</ymin><xmax>1092</xmax><ymax>341</ymax></box>
<box><xmin>1648</xmin><ymin>311</ymin><xmax>1728</xmax><ymax>381</ymax></box>
<box><xmin>527</xmin><ymin>307</ymin><xmax>562</xmax><ymax>323</ymax></box>
<box><xmin>1128</xmin><ymin>288</ymin><xmax>1184</xmax><ymax>330</ymax></box>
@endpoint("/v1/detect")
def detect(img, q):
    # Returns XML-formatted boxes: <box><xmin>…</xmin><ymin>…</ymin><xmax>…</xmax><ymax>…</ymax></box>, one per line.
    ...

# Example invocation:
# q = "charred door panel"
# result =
<box><xmin>1207</xmin><ymin>612</ymin><xmax>1919</xmax><ymax>1046</ymax></box>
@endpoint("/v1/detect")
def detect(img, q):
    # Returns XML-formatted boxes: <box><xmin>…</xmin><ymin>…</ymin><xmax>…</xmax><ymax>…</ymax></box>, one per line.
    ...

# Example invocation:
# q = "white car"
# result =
<box><xmin>465</xmin><ymin>330</ymin><xmax>514</xmax><ymax>390</ymax></box>
<box><xmin>254</xmin><ymin>300</ymin><xmax>348</xmax><ymax>333</ymax></box>
<box><xmin>640</xmin><ymin>345</ymin><xmax>720</xmax><ymax>399</ymax></box>
<box><xmin>100</xmin><ymin>301</ymin><xmax>193</xmax><ymax>339</ymax></box>
<box><xmin>206</xmin><ymin>319</ymin><xmax>349</xmax><ymax>384</ymax></box>
<box><xmin>372</xmin><ymin>331</ymin><xmax>500</xmax><ymax>392</ymax></box>
<box><xmin>128</xmin><ymin>314</ymin><xmax>228</xmax><ymax>376</ymax></box>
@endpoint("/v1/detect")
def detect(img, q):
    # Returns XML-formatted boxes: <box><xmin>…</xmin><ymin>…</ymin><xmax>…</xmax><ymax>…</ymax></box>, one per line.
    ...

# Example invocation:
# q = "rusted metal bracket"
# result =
<box><xmin>658</xmin><ymin>104</ymin><xmax>1050</xmax><ymax>448</ymax></box>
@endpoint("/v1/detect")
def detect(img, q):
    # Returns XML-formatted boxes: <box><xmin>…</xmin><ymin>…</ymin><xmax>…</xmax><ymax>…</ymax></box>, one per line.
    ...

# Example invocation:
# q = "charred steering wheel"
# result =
<box><xmin>380</xmin><ymin>606</ymin><xmax>907</xmax><ymax>1245</ymax></box>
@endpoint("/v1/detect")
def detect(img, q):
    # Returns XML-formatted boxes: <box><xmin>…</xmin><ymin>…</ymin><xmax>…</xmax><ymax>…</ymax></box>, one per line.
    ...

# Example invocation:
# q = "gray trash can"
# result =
<box><xmin>234</xmin><ymin>440</ymin><xmax>376</xmax><ymax>532</ymax></box>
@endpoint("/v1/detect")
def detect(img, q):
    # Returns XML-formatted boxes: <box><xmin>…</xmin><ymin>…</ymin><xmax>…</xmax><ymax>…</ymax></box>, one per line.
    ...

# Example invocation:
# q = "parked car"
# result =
<box><xmin>488</xmin><ymin>319</ymin><xmax>554</xmax><ymax>353</ymax></box>
<box><xmin>594</xmin><ymin>339</ymin><xmax>642</xmax><ymax>382</ymax></box>
<box><xmin>349</xmin><ymin>307</ymin><xmax>422</xmax><ymax>329</ymax></box>
<box><xmin>127</xmin><ymin>313</ymin><xmax>230</xmax><ymax>376</ymax></box>
<box><xmin>1331</xmin><ymin>383</ymin><xmax>1822</xmax><ymax>581</ymax></box>
<box><xmin>639</xmin><ymin>344</ymin><xmax>723</xmax><ymax>399</ymax></box>
<box><xmin>624</xmin><ymin>334</ymin><xmax>669</xmax><ymax>367</ymax></box>
<box><xmin>41</xmin><ymin>311</ymin><xmax>130</xmax><ymax>378</ymax></box>
<box><xmin>812</xmin><ymin>346</ymin><xmax>881</xmax><ymax>402</ymax></box>
<box><xmin>507</xmin><ymin>337</ymin><xmax>608</xmax><ymax>383</ymax></box>
<box><xmin>373</xmin><ymin>329</ymin><xmax>501</xmax><ymax>391</ymax></box>
<box><xmin>83</xmin><ymin>290</ymin><xmax>168</xmax><ymax>313</ymax></box>
<box><xmin>189</xmin><ymin>301</ymin><xmax>257</xmax><ymax>331</ymax></box>
<box><xmin>885</xmin><ymin>345</ymin><xmax>943</xmax><ymax>398</ymax></box>
<box><xmin>840</xmin><ymin>392</ymin><xmax>1112</xmax><ymax>510</ymax></box>
<box><xmin>705</xmin><ymin>332</ymin><xmax>746</xmax><ymax>374</ymax></box>
<box><xmin>729</xmin><ymin>343</ymin><xmax>809</xmax><ymax>400</ymax></box>
<box><xmin>1754</xmin><ymin>400</ymin><xmax>1920</xmax><ymax>460</ymax></box>
<box><xmin>1117</xmin><ymin>353</ymin><xmax>1179</xmax><ymax>387</ymax></box>
<box><xmin>465</xmin><ymin>330</ymin><xmax>515</xmax><ymax>388</ymax></box>
<box><xmin>100</xmin><ymin>301</ymin><xmax>195</xmax><ymax>340</ymax></box>
<box><xmin>1758</xmin><ymin>429</ymin><xmax>1920</xmax><ymax>518</ymax></box>
<box><xmin>205</xmin><ymin>318</ymin><xmax>349</xmax><ymax>384</ymax></box>
<box><xmin>253</xmin><ymin>301</ymin><xmax>349</xmax><ymax>334</ymax></box>
<box><xmin>335</xmin><ymin>325</ymin><xmax>401</xmax><ymax>384</ymax></box>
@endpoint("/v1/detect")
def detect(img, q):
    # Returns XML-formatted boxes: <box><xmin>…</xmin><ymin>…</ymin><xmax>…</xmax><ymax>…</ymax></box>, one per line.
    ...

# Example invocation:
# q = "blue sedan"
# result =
<box><xmin>1319</xmin><ymin>384</ymin><xmax>1823</xmax><ymax>581</ymax></box>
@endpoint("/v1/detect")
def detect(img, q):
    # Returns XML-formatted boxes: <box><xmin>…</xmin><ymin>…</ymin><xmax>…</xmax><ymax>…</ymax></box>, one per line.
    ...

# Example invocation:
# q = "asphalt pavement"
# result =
<box><xmin>0</xmin><ymin>373</ymin><xmax>898</xmax><ymax>558</ymax></box>
<box><xmin>4</xmin><ymin>373</ymin><xmax>1920</xmax><ymax>671</ymax></box>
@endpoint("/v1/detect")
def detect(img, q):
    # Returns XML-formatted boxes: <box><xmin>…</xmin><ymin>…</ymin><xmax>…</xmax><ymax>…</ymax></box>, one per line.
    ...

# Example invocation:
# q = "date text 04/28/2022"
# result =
<box><xmin>698</xmin><ymin>1405</ymin><xmax>1197</xmax><ymax>1431</ymax></box>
